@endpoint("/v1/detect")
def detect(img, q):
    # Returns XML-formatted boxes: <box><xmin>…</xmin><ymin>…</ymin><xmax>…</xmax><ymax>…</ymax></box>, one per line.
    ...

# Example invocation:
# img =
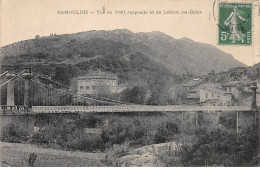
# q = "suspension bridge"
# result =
<box><xmin>0</xmin><ymin>68</ymin><xmax>258</xmax><ymax>115</ymax></box>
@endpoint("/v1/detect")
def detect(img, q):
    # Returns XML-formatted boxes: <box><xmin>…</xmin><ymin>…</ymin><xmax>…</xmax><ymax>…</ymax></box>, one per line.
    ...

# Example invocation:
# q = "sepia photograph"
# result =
<box><xmin>0</xmin><ymin>0</ymin><xmax>259</xmax><ymax>167</ymax></box>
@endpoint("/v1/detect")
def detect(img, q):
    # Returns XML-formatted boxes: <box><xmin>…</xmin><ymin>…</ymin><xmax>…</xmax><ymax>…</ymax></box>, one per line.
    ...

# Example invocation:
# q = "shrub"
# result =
<box><xmin>158</xmin><ymin>125</ymin><xmax>259</xmax><ymax>166</ymax></box>
<box><xmin>31</xmin><ymin>123</ymin><xmax>76</xmax><ymax>146</ymax></box>
<box><xmin>219</xmin><ymin>114</ymin><xmax>236</xmax><ymax>130</ymax></box>
<box><xmin>154</xmin><ymin>121</ymin><xmax>179</xmax><ymax>143</ymax></box>
<box><xmin>66</xmin><ymin>130</ymin><xmax>105</xmax><ymax>152</ymax></box>
<box><xmin>76</xmin><ymin>115</ymin><xmax>101</xmax><ymax>128</ymax></box>
<box><xmin>102</xmin><ymin>141</ymin><xmax>130</xmax><ymax>166</ymax></box>
<box><xmin>1</xmin><ymin>123</ymin><xmax>29</xmax><ymax>143</ymax></box>
<box><xmin>101</xmin><ymin>121</ymin><xmax>131</xmax><ymax>145</ymax></box>
<box><xmin>27</xmin><ymin>153</ymin><xmax>37</xmax><ymax>167</ymax></box>
<box><xmin>101</xmin><ymin>119</ymin><xmax>154</xmax><ymax>147</ymax></box>
<box><xmin>31</xmin><ymin>131</ymin><xmax>50</xmax><ymax>145</ymax></box>
<box><xmin>156</xmin><ymin>143</ymin><xmax>184</xmax><ymax>167</ymax></box>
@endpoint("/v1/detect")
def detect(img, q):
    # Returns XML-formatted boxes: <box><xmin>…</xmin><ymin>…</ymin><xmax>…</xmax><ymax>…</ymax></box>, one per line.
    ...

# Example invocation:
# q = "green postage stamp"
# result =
<box><xmin>218</xmin><ymin>3</ymin><xmax>252</xmax><ymax>45</ymax></box>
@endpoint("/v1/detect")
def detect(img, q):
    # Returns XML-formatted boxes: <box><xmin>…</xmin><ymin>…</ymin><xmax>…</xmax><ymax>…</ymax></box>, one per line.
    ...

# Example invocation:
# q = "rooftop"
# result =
<box><xmin>201</xmin><ymin>87</ymin><xmax>231</xmax><ymax>95</ymax></box>
<box><xmin>182</xmin><ymin>79</ymin><xmax>202</xmax><ymax>87</ymax></box>
<box><xmin>190</xmin><ymin>83</ymin><xmax>220</xmax><ymax>93</ymax></box>
<box><xmin>77</xmin><ymin>70</ymin><xmax>117</xmax><ymax>80</ymax></box>
<box><xmin>221</xmin><ymin>80</ymin><xmax>254</xmax><ymax>87</ymax></box>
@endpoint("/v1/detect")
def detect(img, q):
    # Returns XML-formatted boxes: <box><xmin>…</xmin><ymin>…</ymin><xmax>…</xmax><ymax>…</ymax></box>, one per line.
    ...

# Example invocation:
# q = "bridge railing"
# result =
<box><xmin>30</xmin><ymin>105</ymin><xmax>252</xmax><ymax>114</ymax></box>
<box><xmin>0</xmin><ymin>105</ymin><xmax>30</xmax><ymax>115</ymax></box>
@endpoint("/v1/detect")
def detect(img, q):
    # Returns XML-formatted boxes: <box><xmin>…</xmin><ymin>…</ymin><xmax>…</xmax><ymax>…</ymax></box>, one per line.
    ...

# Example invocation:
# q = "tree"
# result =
<box><xmin>148</xmin><ymin>76</ymin><xmax>169</xmax><ymax>105</ymax></box>
<box><xmin>53</xmin><ymin>66</ymin><xmax>76</xmax><ymax>86</ymax></box>
<box><xmin>120</xmin><ymin>86</ymin><xmax>147</xmax><ymax>104</ymax></box>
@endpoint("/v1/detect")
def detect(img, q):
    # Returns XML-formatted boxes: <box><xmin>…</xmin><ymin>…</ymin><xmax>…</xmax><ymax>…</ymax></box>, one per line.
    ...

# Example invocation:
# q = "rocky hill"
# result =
<box><xmin>1</xmin><ymin>29</ymin><xmax>245</xmax><ymax>75</ymax></box>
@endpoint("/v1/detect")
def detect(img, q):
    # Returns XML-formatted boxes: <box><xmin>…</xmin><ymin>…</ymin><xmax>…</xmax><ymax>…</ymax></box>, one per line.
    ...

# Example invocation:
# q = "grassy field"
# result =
<box><xmin>0</xmin><ymin>142</ymin><xmax>104</xmax><ymax>167</ymax></box>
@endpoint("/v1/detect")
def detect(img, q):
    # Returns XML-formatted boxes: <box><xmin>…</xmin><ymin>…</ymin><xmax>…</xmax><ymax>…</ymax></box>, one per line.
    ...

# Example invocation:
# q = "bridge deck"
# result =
<box><xmin>30</xmin><ymin>105</ymin><xmax>252</xmax><ymax>113</ymax></box>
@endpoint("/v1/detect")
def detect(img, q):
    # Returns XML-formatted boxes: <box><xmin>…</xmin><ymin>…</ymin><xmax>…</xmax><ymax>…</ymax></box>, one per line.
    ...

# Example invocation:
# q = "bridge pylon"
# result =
<box><xmin>22</xmin><ymin>66</ymin><xmax>33</xmax><ymax>107</ymax></box>
<box><xmin>5</xmin><ymin>73</ymin><xmax>16</xmax><ymax>106</ymax></box>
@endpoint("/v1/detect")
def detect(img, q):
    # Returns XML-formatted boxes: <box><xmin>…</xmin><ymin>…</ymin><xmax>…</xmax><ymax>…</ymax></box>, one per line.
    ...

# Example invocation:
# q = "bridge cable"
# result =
<box><xmin>86</xmin><ymin>94</ymin><xmax>135</xmax><ymax>105</ymax></box>
<box><xmin>32</xmin><ymin>71</ymin><xmax>71</xmax><ymax>89</ymax></box>
<box><xmin>30</xmin><ymin>79</ymin><xmax>122</xmax><ymax>105</ymax></box>
<box><xmin>0</xmin><ymin>71</ymin><xmax>8</xmax><ymax>77</ymax></box>
<box><xmin>0</xmin><ymin>70</ymin><xmax>26</xmax><ymax>88</ymax></box>
<box><xmin>32</xmin><ymin>71</ymin><xmax>135</xmax><ymax>105</ymax></box>
<box><xmin>184</xmin><ymin>100</ymin><xmax>201</xmax><ymax>105</ymax></box>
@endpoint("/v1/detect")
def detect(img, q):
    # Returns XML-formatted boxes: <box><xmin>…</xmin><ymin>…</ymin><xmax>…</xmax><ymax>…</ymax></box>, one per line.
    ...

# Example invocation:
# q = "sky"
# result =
<box><xmin>0</xmin><ymin>0</ymin><xmax>259</xmax><ymax>66</ymax></box>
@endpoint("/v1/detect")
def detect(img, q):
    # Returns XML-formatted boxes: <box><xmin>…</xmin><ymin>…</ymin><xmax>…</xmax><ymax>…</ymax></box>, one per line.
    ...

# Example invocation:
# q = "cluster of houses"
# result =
<box><xmin>169</xmin><ymin>78</ymin><xmax>259</xmax><ymax>106</ymax></box>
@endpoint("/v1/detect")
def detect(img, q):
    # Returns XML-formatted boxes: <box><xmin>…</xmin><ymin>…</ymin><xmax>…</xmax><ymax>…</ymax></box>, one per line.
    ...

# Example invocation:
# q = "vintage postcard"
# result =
<box><xmin>0</xmin><ymin>0</ymin><xmax>260</xmax><ymax>167</ymax></box>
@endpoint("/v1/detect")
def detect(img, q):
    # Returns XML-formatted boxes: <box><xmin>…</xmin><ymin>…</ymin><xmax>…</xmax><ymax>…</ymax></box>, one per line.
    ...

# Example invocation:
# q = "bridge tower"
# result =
<box><xmin>22</xmin><ymin>66</ymin><xmax>33</xmax><ymax>107</ymax></box>
<box><xmin>5</xmin><ymin>72</ymin><xmax>16</xmax><ymax>106</ymax></box>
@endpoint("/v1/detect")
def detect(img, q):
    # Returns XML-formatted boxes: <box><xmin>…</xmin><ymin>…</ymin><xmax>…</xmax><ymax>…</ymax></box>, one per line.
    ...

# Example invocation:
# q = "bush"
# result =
<box><xmin>27</xmin><ymin>153</ymin><xmax>37</xmax><ymax>167</ymax></box>
<box><xmin>76</xmin><ymin>115</ymin><xmax>101</xmax><ymax>128</ymax></box>
<box><xmin>66</xmin><ymin>130</ymin><xmax>105</xmax><ymax>152</ymax></box>
<box><xmin>158</xmin><ymin>125</ymin><xmax>259</xmax><ymax>166</ymax></box>
<box><xmin>1</xmin><ymin>123</ymin><xmax>29</xmax><ymax>143</ymax></box>
<box><xmin>31</xmin><ymin>123</ymin><xmax>76</xmax><ymax>146</ymax></box>
<box><xmin>154</xmin><ymin>121</ymin><xmax>179</xmax><ymax>143</ymax></box>
<box><xmin>120</xmin><ymin>86</ymin><xmax>147</xmax><ymax>104</ymax></box>
<box><xmin>219</xmin><ymin>114</ymin><xmax>236</xmax><ymax>130</ymax></box>
<box><xmin>101</xmin><ymin>121</ymin><xmax>131</xmax><ymax>145</ymax></box>
<box><xmin>101</xmin><ymin>119</ymin><xmax>154</xmax><ymax>147</ymax></box>
<box><xmin>102</xmin><ymin>141</ymin><xmax>130</xmax><ymax>167</ymax></box>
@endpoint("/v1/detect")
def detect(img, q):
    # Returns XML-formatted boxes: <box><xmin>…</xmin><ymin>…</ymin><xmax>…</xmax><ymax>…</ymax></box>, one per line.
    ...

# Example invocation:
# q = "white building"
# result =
<box><xmin>200</xmin><ymin>88</ymin><xmax>233</xmax><ymax>106</ymax></box>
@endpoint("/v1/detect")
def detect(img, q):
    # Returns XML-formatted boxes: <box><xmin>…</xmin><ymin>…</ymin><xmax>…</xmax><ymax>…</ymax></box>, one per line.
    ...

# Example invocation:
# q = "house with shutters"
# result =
<box><xmin>77</xmin><ymin>70</ymin><xmax>118</xmax><ymax>96</ymax></box>
<box><xmin>199</xmin><ymin>88</ymin><xmax>234</xmax><ymax>106</ymax></box>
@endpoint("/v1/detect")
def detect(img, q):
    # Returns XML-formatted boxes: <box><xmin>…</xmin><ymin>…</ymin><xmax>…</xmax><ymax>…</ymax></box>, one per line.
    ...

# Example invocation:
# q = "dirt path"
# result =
<box><xmin>0</xmin><ymin>142</ymin><xmax>105</xmax><ymax>167</ymax></box>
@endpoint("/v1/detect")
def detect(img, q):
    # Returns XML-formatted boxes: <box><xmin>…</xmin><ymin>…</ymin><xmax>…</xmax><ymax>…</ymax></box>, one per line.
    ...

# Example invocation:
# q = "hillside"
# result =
<box><xmin>1</xmin><ymin>29</ymin><xmax>245</xmax><ymax>75</ymax></box>
<box><xmin>0</xmin><ymin>29</ymin><xmax>248</xmax><ymax>105</ymax></box>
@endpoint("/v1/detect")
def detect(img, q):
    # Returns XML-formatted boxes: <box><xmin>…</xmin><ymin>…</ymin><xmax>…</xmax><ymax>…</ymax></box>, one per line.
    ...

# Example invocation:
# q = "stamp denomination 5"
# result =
<box><xmin>218</xmin><ymin>3</ymin><xmax>252</xmax><ymax>45</ymax></box>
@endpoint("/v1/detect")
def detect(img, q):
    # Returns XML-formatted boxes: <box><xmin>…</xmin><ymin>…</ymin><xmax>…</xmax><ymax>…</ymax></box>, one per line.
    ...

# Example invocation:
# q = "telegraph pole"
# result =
<box><xmin>236</xmin><ymin>112</ymin><xmax>239</xmax><ymax>134</ymax></box>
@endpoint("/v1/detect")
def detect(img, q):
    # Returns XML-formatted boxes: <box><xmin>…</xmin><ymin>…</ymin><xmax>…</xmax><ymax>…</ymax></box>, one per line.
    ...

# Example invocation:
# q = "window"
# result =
<box><xmin>100</xmin><ymin>81</ymin><xmax>104</xmax><ymax>87</ymax></box>
<box><xmin>92</xmin><ymin>86</ymin><xmax>96</xmax><ymax>89</ymax></box>
<box><xmin>212</xmin><ymin>93</ymin><xmax>214</xmax><ymax>97</ymax></box>
<box><xmin>112</xmin><ymin>81</ymin><xmax>115</xmax><ymax>87</ymax></box>
<box><xmin>86</xmin><ymin>86</ymin><xmax>90</xmax><ymax>94</ymax></box>
<box><xmin>206</xmin><ymin>93</ymin><xmax>208</xmax><ymax>98</ymax></box>
<box><xmin>80</xmin><ymin>86</ymin><xmax>83</xmax><ymax>92</ymax></box>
